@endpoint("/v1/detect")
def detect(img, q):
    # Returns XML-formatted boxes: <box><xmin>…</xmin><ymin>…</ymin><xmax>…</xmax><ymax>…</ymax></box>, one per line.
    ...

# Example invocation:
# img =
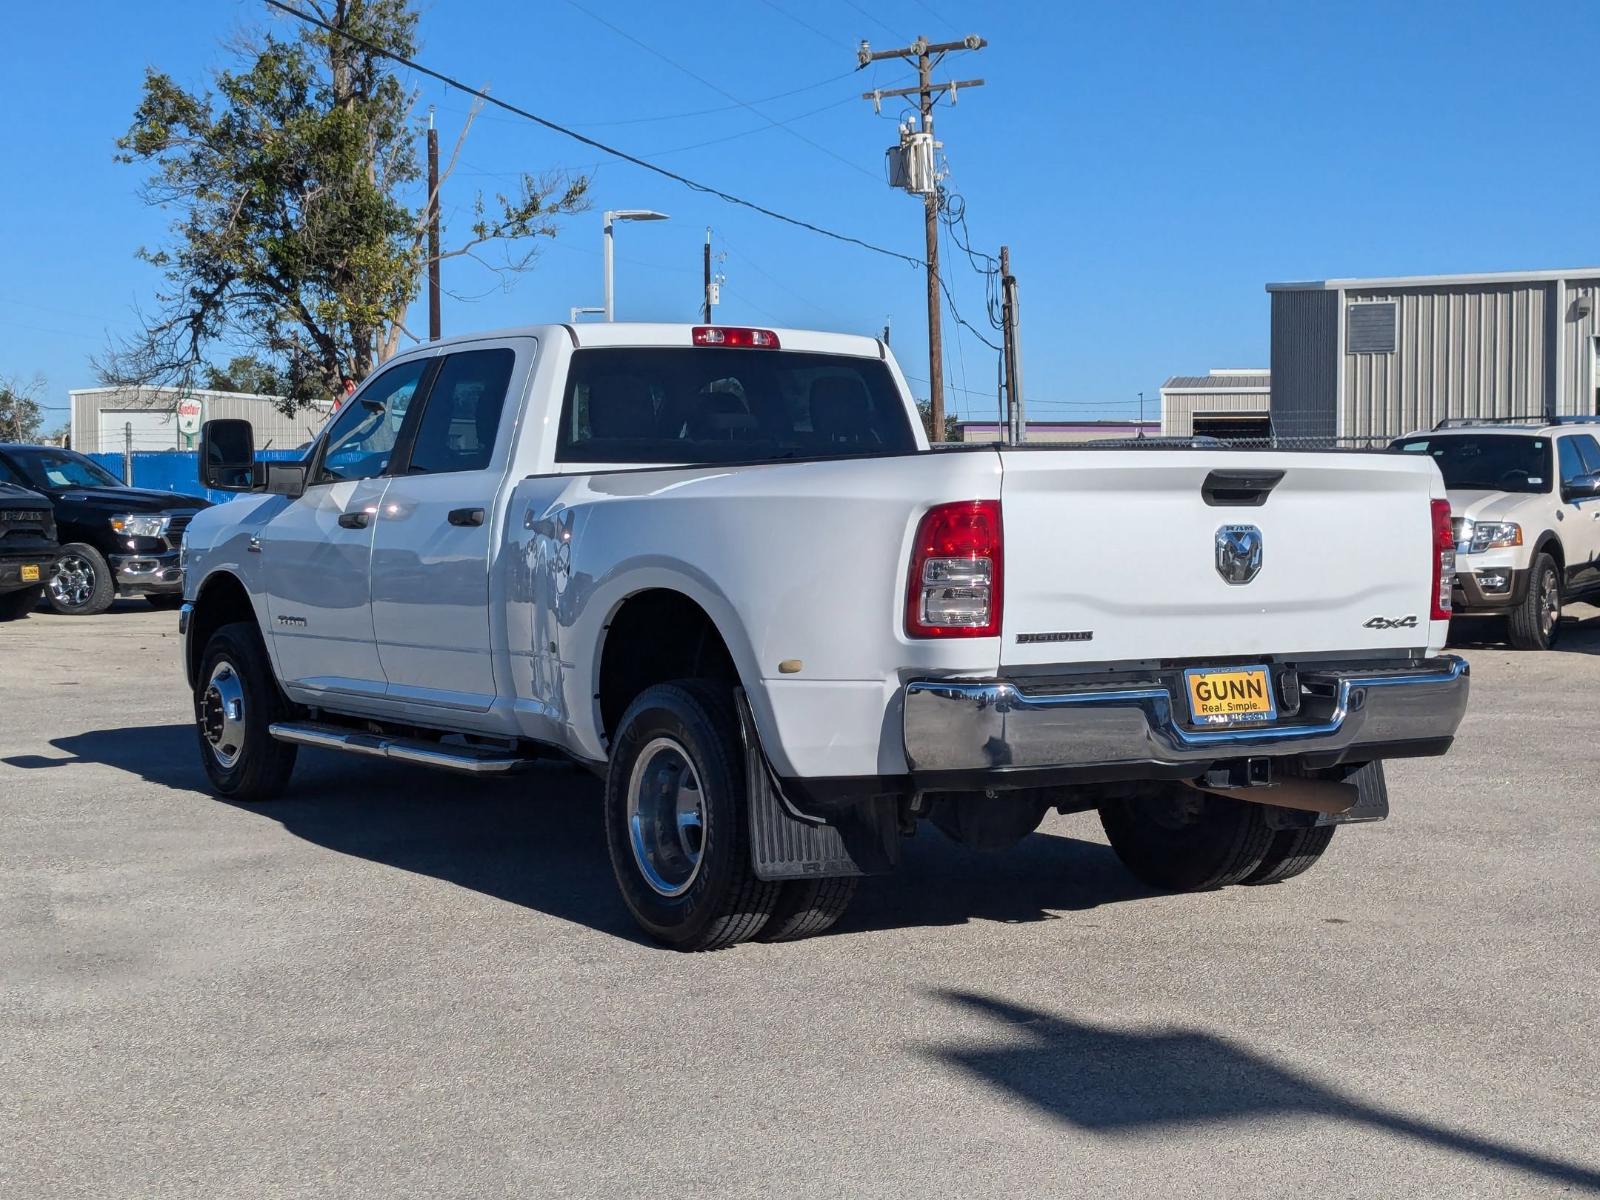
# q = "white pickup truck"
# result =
<box><xmin>180</xmin><ymin>322</ymin><xmax>1470</xmax><ymax>950</ymax></box>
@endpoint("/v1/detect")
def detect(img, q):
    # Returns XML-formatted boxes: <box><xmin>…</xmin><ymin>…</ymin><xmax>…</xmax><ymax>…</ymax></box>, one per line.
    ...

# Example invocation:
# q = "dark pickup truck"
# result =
<box><xmin>0</xmin><ymin>444</ymin><xmax>210</xmax><ymax>615</ymax></box>
<box><xmin>0</xmin><ymin>481</ymin><xmax>59</xmax><ymax>621</ymax></box>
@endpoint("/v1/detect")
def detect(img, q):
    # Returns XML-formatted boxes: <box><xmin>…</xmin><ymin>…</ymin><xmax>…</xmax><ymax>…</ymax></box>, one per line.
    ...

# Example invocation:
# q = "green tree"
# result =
<box><xmin>916</xmin><ymin>398</ymin><xmax>962</xmax><ymax>443</ymax></box>
<box><xmin>0</xmin><ymin>375</ymin><xmax>46</xmax><ymax>443</ymax></box>
<box><xmin>101</xmin><ymin>0</ymin><xmax>588</xmax><ymax>410</ymax></box>
<box><xmin>202</xmin><ymin>355</ymin><xmax>290</xmax><ymax>397</ymax></box>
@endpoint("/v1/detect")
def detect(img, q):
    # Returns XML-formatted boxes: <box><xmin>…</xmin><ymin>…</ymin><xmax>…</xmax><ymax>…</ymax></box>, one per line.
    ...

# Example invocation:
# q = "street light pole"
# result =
<box><xmin>602</xmin><ymin>209</ymin><xmax>670</xmax><ymax>321</ymax></box>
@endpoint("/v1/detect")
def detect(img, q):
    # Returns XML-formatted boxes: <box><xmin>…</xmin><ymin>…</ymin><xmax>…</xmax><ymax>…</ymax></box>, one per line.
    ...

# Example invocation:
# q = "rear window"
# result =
<box><xmin>554</xmin><ymin>347</ymin><xmax>916</xmax><ymax>464</ymax></box>
<box><xmin>1390</xmin><ymin>434</ymin><xmax>1552</xmax><ymax>493</ymax></box>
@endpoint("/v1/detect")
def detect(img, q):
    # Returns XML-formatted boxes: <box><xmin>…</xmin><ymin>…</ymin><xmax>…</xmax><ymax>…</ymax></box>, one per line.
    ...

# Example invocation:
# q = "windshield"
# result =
<box><xmin>1390</xmin><ymin>435</ymin><xmax>1552</xmax><ymax>493</ymax></box>
<box><xmin>554</xmin><ymin>348</ymin><xmax>917</xmax><ymax>464</ymax></box>
<box><xmin>12</xmin><ymin>448</ymin><xmax>125</xmax><ymax>490</ymax></box>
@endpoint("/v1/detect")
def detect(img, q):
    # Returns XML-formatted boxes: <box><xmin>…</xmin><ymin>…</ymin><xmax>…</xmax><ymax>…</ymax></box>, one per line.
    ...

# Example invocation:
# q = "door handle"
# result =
<box><xmin>338</xmin><ymin>510</ymin><xmax>372</xmax><ymax>529</ymax></box>
<box><xmin>448</xmin><ymin>507</ymin><xmax>486</xmax><ymax>527</ymax></box>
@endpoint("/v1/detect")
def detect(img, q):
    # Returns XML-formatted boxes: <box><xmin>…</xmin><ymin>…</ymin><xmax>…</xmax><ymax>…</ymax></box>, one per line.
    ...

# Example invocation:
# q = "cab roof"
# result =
<box><xmin>417</xmin><ymin>322</ymin><xmax>888</xmax><ymax>359</ymax></box>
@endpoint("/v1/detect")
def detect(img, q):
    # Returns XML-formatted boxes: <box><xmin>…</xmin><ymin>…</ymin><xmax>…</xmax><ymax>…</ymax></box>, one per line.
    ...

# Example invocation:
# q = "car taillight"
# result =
<box><xmin>906</xmin><ymin>500</ymin><xmax>1003</xmax><ymax>638</ymax></box>
<box><xmin>692</xmin><ymin>326</ymin><xmax>780</xmax><ymax>348</ymax></box>
<box><xmin>1431</xmin><ymin>498</ymin><xmax>1454</xmax><ymax>621</ymax></box>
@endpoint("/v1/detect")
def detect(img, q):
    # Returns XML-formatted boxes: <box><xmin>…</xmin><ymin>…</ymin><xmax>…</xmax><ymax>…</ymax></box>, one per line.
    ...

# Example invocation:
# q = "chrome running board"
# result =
<box><xmin>268</xmin><ymin>721</ymin><xmax>529</xmax><ymax>775</ymax></box>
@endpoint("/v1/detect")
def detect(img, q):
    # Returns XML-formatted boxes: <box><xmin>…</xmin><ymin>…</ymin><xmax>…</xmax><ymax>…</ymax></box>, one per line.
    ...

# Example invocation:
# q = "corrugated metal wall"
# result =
<box><xmin>71</xmin><ymin>388</ymin><xmax>332</xmax><ymax>454</ymax></box>
<box><xmin>1559</xmin><ymin>277</ymin><xmax>1600</xmax><ymax>411</ymax></box>
<box><xmin>1269</xmin><ymin>290</ymin><xmax>1339</xmax><ymax>439</ymax></box>
<box><xmin>1340</xmin><ymin>284</ymin><xmax>1549</xmax><ymax>438</ymax></box>
<box><xmin>1161</xmin><ymin>391</ymin><xmax>1270</xmax><ymax>436</ymax></box>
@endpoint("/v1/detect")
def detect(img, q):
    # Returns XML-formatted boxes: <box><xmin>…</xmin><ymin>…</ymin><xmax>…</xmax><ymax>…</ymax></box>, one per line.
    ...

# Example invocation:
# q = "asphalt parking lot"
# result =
<box><xmin>2</xmin><ymin>603</ymin><xmax>1598</xmax><ymax>1198</ymax></box>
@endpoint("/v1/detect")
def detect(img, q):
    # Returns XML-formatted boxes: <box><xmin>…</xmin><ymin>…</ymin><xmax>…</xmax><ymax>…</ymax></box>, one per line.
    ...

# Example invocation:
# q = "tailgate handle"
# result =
<box><xmin>1202</xmin><ymin>469</ymin><xmax>1284</xmax><ymax>507</ymax></box>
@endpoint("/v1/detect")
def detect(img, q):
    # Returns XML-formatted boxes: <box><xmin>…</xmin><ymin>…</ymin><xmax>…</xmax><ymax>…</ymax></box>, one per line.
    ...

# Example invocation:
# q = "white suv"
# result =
<box><xmin>1392</xmin><ymin>419</ymin><xmax>1600</xmax><ymax>649</ymax></box>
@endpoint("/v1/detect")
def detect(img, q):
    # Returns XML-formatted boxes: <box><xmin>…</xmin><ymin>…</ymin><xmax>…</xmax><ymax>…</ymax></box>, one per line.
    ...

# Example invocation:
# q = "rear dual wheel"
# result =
<box><xmin>1099</xmin><ymin>784</ymin><xmax>1336</xmax><ymax>891</ymax></box>
<box><xmin>604</xmin><ymin>680</ymin><xmax>856</xmax><ymax>951</ymax></box>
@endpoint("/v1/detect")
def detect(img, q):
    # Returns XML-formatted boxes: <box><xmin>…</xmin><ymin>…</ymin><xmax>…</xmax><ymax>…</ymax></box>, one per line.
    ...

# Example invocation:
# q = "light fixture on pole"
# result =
<box><xmin>603</xmin><ymin>209</ymin><xmax>670</xmax><ymax>321</ymax></box>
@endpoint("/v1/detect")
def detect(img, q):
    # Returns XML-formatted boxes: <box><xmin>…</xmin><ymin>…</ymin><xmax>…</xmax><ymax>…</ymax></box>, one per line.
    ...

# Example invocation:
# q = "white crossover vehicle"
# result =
<box><xmin>179</xmin><ymin>323</ymin><xmax>1470</xmax><ymax>950</ymax></box>
<box><xmin>1392</xmin><ymin>418</ymin><xmax>1600</xmax><ymax>649</ymax></box>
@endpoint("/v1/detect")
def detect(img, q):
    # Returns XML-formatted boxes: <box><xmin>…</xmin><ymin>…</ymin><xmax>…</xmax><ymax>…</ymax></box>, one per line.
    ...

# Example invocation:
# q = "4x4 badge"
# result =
<box><xmin>1214</xmin><ymin>524</ymin><xmax>1263</xmax><ymax>585</ymax></box>
<box><xmin>1364</xmin><ymin>615</ymin><xmax>1419</xmax><ymax>630</ymax></box>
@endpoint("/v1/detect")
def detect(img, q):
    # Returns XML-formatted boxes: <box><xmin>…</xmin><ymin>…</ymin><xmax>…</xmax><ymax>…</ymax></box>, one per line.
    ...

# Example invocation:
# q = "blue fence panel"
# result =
<box><xmin>86</xmin><ymin>450</ymin><xmax>306</xmax><ymax>505</ymax></box>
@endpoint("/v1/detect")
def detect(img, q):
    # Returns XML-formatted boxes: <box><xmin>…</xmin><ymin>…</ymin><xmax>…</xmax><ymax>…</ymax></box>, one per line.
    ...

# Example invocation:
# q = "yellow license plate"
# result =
<box><xmin>1185</xmin><ymin>665</ymin><xmax>1277</xmax><ymax>726</ymax></box>
<box><xmin>20</xmin><ymin>564</ymin><xmax>39</xmax><ymax>583</ymax></box>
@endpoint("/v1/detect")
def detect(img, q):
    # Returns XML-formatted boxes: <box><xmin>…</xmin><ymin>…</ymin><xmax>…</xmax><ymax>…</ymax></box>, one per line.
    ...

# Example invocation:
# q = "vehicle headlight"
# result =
<box><xmin>110</xmin><ymin>513</ymin><xmax>171</xmax><ymax>538</ymax></box>
<box><xmin>1466</xmin><ymin>521</ymin><xmax>1521</xmax><ymax>553</ymax></box>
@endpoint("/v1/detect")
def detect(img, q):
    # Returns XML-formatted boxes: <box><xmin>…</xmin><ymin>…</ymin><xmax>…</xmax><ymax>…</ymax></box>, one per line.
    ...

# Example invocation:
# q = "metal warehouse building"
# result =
<box><xmin>1159</xmin><ymin>370</ymin><xmax>1271</xmax><ymax>439</ymax></box>
<box><xmin>69</xmin><ymin>386</ymin><xmax>332</xmax><ymax>454</ymax></box>
<box><xmin>1268</xmin><ymin>268</ymin><xmax>1600</xmax><ymax>442</ymax></box>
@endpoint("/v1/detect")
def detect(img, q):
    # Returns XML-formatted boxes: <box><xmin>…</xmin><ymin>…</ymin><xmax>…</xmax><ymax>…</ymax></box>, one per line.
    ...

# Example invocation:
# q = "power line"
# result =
<box><xmin>265</xmin><ymin>1</ymin><xmax>1008</xmax><ymax>369</ymax></box>
<box><xmin>755</xmin><ymin>0</ymin><xmax>843</xmax><ymax>48</ymax></box>
<box><xmin>839</xmin><ymin>0</ymin><xmax>907</xmax><ymax>41</ymax></box>
<box><xmin>261</xmin><ymin>0</ymin><xmax>923</xmax><ymax>268</ymax></box>
<box><xmin>562</xmin><ymin>0</ymin><xmax>880</xmax><ymax>183</ymax></box>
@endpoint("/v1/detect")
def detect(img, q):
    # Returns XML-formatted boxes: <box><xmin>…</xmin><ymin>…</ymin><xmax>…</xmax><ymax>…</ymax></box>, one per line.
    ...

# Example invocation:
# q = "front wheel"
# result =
<box><xmin>1507</xmin><ymin>553</ymin><xmax>1560</xmax><ymax>650</ymax></box>
<box><xmin>194</xmin><ymin>621</ymin><xmax>298</xmax><ymax>802</ymax></box>
<box><xmin>47</xmin><ymin>543</ymin><xmax>114</xmax><ymax>615</ymax></box>
<box><xmin>604</xmin><ymin>681</ymin><xmax>779</xmax><ymax>951</ymax></box>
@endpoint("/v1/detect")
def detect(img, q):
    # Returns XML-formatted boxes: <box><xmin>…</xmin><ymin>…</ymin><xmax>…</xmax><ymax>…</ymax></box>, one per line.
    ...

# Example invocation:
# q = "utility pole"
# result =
<box><xmin>857</xmin><ymin>34</ymin><xmax>986</xmax><ymax>443</ymax></box>
<box><xmin>703</xmin><ymin>228</ymin><xmax>713</xmax><ymax>323</ymax></box>
<box><xmin>123</xmin><ymin>422</ymin><xmax>133</xmax><ymax>485</ymax></box>
<box><xmin>1000</xmin><ymin>245</ymin><xmax>1025</xmax><ymax>444</ymax></box>
<box><xmin>427</xmin><ymin>108</ymin><xmax>441</xmax><ymax>341</ymax></box>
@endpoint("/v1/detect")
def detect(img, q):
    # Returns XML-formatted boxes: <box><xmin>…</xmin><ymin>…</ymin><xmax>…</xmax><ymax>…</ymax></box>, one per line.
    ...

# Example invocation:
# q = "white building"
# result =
<box><xmin>69</xmin><ymin>386</ymin><xmax>332</xmax><ymax>454</ymax></box>
<box><xmin>1159</xmin><ymin>370</ymin><xmax>1271</xmax><ymax>439</ymax></box>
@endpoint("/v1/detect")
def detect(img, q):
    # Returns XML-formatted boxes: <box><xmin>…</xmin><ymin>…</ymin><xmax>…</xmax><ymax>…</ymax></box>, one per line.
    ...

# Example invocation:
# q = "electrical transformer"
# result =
<box><xmin>885</xmin><ymin>127</ymin><xmax>938</xmax><ymax>196</ymax></box>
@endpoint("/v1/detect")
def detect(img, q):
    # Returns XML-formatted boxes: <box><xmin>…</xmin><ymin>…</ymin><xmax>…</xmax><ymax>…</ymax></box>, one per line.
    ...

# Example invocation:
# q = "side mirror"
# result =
<box><xmin>199</xmin><ymin>418</ymin><xmax>307</xmax><ymax>498</ymax></box>
<box><xmin>1562</xmin><ymin>472</ymin><xmax>1600</xmax><ymax>503</ymax></box>
<box><xmin>199</xmin><ymin>419</ymin><xmax>257</xmax><ymax>491</ymax></box>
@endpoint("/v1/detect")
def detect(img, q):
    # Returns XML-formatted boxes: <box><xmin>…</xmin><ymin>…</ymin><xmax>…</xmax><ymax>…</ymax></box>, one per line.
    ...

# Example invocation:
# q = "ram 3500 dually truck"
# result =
<box><xmin>179</xmin><ymin>323</ymin><xmax>1470</xmax><ymax>950</ymax></box>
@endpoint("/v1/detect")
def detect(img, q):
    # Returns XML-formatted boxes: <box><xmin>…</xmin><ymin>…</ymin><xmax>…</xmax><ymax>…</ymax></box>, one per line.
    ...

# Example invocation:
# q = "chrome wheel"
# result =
<box><xmin>200</xmin><ymin>660</ymin><xmax>247</xmax><ymax>768</ymax></box>
<box><xmin>1539</xmin><ymin>566</ymin><xmax>1560</xmax><ymax>640</ymax></box>
<box><xmin>49</xmin><ymin>553</ymin><xmax>96</xmax><ymax>610</ymax></box>
<box><xmin>626</xmin><ymin>736</ymin><xmax>707</xmax><ymax>897</ymax></box>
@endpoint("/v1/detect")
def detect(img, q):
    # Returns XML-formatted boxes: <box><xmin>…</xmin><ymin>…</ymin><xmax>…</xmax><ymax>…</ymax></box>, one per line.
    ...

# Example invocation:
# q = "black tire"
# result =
<box><xmin>1241</xmin><ymin>825</ymin><xmax>1336</xmax><ymax>885</ymax></box>
<box><xmin>759</xmin><ymin>877</ymin><xmax>860</xmax><ymax>942</ymax></box>
<box><xmin>604</xmin><ymin>680</ymin><xmax>779</xmax><ymax>951</ymax></box>
<box><xmin>194</xmin><ymin>621</ymin><xmax>298</xmax><ymax>802</ymax></box>
<box><xmin>1099</xmin><ymin>785</ymin><xmax>1274</xmax><ymax>892</ymax></box>
<box><xmin>144</xmin><ymin>593</ymin><xmax>185</xmax><ymax>610</ymax></box>
<box><xmin>46</xmin><ymin>543</ymin><xmax>115</xmax><ymax>615</ymax></box>
<box><xmin>0</xmin><ymin>585</ymin><xmax>41</xmax><ymax>621</ymax></box>
<box><xmin>1507</xmin><ymin>552</ymin><xmax>1561</xmax><ymax>650</ymax></box>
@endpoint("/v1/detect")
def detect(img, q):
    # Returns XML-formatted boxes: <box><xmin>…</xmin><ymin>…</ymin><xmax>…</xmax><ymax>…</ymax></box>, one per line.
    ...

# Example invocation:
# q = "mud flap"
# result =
<box><xmin>1261</xmin><ymin>760</ymin><xmax>1391</xmax><ymax>829</ymax></box>
<box><xmin>736</xmin><ymin>691</ymin><xmax>865</xmax><ymax>882</ymax></box>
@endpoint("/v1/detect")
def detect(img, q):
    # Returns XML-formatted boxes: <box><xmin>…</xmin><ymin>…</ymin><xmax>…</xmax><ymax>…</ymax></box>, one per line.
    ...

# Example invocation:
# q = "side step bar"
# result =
<box><xmin>268</xmin><ymin>721</ymin><xmax>530</xmax><ymax>775</ymax></box>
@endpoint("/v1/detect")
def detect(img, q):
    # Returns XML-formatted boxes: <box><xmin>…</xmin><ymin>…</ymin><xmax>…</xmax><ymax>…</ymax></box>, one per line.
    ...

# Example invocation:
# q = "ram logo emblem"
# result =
<box><xmin>1214</xmin><ymin>524</ymin><xmax>1263</xmax><ymax>585</ymax></box>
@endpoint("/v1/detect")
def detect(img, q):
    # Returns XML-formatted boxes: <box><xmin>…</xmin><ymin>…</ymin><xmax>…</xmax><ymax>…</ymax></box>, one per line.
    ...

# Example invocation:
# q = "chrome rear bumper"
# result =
<box><xmin>902</xmin><ymin>656</ymin><xmax>1469</xmax><ymax>777</ymax></box>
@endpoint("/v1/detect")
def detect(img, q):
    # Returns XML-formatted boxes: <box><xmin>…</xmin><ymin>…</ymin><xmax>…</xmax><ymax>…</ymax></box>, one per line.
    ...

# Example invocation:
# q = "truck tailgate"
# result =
<box><xmin>997</xmin><ymin>449</ymin><xmax>1444</xmax><ymax>666</ymax></box>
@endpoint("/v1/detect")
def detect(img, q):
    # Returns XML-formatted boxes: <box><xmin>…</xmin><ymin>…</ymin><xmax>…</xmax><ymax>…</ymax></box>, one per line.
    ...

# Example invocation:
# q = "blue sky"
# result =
<box><xmin>4</xmin><ymin>0</ymin><xmax>1600</xmax><ymax>428</ymax></box>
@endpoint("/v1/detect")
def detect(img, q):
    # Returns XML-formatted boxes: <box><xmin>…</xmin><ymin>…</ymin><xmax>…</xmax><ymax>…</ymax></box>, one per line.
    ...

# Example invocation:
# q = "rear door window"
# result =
<box><xmin>403</xmin><ymin>348</ymin><xmax>515</xmax><ymax>475</ymax></box>
<box><xmin>554</xmin><ymin>347</ymin><xmax>916</xmax><ymax>464</ymax></box>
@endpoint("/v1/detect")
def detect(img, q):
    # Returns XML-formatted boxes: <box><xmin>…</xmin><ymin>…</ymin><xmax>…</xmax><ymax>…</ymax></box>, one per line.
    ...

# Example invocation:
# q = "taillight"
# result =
<box><xmin>906</xmin><ymin>500</ymin><xmax>1003</xmax><ymax>638</ymax></box>
<box><xmin>692</xmin><ymin>326</ymin><xmax>780</xmax><ymax>348</ymax></box>
<box><xmin>1431</xmin><ymin>498</ymin><xmax>1454</xmax><ymax>620</ymax></box>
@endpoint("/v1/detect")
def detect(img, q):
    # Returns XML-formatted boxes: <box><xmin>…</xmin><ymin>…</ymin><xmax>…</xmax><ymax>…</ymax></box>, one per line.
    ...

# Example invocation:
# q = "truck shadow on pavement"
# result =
<box><xmin>7</xmin><ymin>722</ymin><xmax>1155</xmax><ymax>939</ymax></box>
<box><xmin>928</xmin><ymin>989</ymin><xmax>1600</xmax><ymax>1193</ymax></box>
